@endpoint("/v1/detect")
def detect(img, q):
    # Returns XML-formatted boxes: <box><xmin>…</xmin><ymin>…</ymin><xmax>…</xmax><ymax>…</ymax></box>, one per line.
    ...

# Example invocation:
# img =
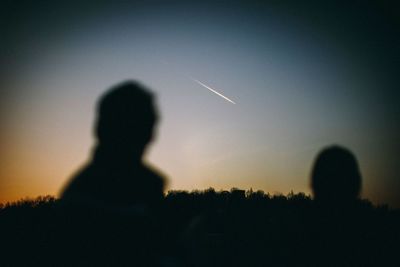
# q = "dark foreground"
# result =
<box><xmin>1</xmin><ymin>189</ymin><xmax>399</xmax><ymax>266</ymax></box>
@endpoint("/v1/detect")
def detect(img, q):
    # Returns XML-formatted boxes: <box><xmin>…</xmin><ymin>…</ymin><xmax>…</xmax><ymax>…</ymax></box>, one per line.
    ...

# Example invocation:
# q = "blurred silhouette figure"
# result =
<box><xmin>307</xmin><ymin>146</ymin><xmax>369</xmax><ymax>266</ymax></box>
<box><xmin>311</xmin><ymin>145</ymin><xmax>362</xmax><ymax>206</ymax></box>
<box><xmin>58</xmin><ymin>81</ymin><xmax>167</xmax><ymax>265</ymax></box>
<box><xmin>61</xmin><ymin>81</ymin><xmax>165</xmax><ymax>211</ymax></box>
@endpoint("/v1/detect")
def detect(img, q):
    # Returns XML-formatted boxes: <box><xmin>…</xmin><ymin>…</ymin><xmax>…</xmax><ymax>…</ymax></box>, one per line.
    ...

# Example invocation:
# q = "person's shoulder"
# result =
<box><xmin>142</xmin><ymin>163</ymin><xmax>166</xmax><ymax>187</ymax></box>
<box><xmin>60</xmin><ymin>163</ymin><xmax>96</xmax><ymax>200</ymax></box>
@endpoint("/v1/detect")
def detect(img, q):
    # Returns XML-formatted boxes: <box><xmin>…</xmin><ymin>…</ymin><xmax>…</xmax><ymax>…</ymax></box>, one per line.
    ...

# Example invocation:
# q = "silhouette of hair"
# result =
<box><xmin>311</xmin><ymin>145</ymin><xmax>362</xmax><ymax>204</ymax></box>
<box><xmin>95</xmin><ymin>81</ymin><xmax>158</xmax><ymax>156</ymax></box>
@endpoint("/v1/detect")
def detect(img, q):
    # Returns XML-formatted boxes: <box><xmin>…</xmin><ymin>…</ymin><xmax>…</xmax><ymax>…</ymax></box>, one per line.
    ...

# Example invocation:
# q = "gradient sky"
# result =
<box><xmin>1</xmin><ymin>1</ymin><xmax>399</xmax><ymax>207</ymax></box>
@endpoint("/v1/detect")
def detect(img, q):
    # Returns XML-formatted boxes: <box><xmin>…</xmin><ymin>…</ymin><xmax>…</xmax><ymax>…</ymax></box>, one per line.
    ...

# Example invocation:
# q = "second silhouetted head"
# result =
<box><xmin>311</xmin><ymin>145</ymin><xmax>362</xmax><ymax>205</ymax></box>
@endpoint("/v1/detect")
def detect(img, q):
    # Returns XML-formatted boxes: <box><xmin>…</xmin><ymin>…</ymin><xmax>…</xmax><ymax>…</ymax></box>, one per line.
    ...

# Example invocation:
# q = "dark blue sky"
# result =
<box><xmin>1</xmin><ymin>0</ymin><xmax>399</xmax><ymax>207</ymax></box>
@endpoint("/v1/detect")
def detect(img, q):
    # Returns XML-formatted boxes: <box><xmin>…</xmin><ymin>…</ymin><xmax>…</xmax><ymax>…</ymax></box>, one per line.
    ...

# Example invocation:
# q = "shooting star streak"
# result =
<box><xmin>191</xmin><ymin>78</ymin><xmax>236</xmax><ymax>104</ymax></box>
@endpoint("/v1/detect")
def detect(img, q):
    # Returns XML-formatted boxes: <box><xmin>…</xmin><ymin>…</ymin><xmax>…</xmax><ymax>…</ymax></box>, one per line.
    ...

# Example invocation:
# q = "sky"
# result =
<box><xmin>1</xmin><ymin>0</ymin><xmax>399</xmax><ymax>207</ymax></box>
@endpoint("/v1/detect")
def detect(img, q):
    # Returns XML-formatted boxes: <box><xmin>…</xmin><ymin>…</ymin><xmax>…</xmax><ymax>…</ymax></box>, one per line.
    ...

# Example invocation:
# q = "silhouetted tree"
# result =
<box><xmin>1</xmin><ymin>189</ymin><xmax>399</xmax><ymax>266</ymax></box>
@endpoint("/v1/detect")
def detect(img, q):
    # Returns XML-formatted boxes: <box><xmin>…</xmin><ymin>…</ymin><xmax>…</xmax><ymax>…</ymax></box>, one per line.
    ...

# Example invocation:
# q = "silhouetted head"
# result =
<box><xmin>311</xmin><ymin>145</ymin><xmax>362</xmax><ymax>205</ymax></box>
<box><xmin>95</xmin><ymin>81</ymin><xmax>158</xmax><ymax>158</ymax></box>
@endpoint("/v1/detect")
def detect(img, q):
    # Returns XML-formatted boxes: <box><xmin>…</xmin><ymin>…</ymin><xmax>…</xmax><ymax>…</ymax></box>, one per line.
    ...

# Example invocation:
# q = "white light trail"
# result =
<box><xmin>191</xmin><ymin>78</ymin><xmax>236</xmax><ymax>104</ymax></box>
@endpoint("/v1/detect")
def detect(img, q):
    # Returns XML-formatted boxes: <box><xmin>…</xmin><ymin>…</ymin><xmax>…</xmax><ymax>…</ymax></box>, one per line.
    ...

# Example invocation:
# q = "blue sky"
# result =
<box><xmin>1</xmin><ymin>1</ymin><xmax>399</xmax><ymax>207</ymax></box>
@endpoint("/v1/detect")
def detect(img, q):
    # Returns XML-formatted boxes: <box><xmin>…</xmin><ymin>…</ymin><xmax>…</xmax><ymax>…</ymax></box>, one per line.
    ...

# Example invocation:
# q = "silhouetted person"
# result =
<box><xmin>311</xmin><ymin>145</ymin><xmax>362</xmax><ymax>206</ymax></box>
<box><xmin>58</xmin><ymin>81</ymin><xmax>168</xmax><ymax>266</ymax></box>
<box><xmin>308</xmin><ymin>146</ymin><xmax>366</xmax><ymax>266</ymax></box>
<box><xmin>61</xmin><ymin>81</ymin><xmax>165</xmax><ymax>211</ymax></box>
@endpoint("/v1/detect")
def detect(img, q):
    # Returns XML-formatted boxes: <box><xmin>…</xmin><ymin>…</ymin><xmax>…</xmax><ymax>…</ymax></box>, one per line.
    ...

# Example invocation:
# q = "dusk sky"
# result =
<box><xmin>1</xmin><ymin>1</ymin><xmax>399</xmax><ymax>207</ymax></box>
